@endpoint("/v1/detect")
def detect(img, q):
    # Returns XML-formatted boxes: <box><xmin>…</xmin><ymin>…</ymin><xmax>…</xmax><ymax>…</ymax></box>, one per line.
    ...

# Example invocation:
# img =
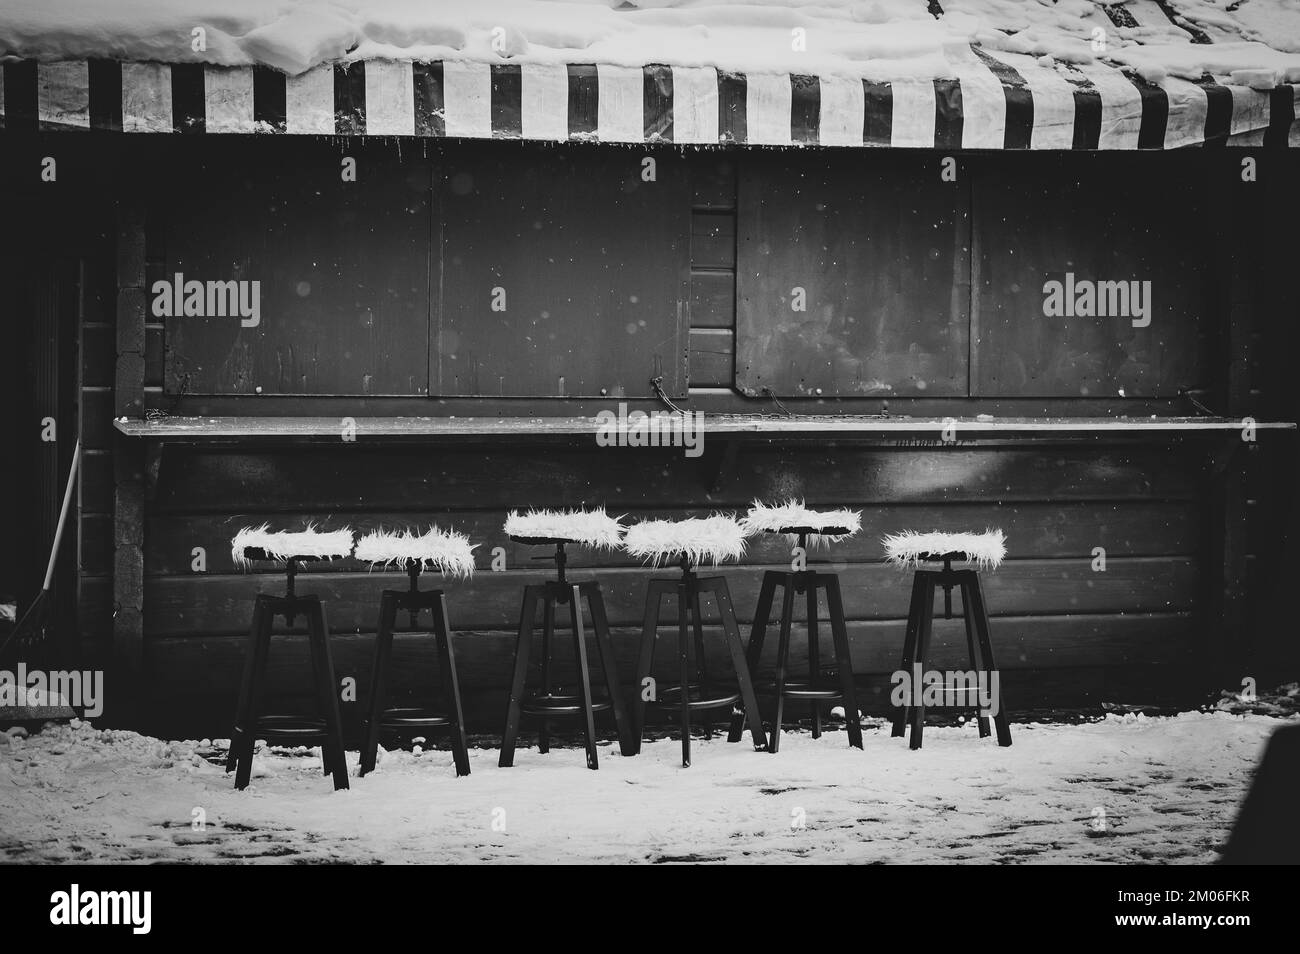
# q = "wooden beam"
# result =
<box><xmin>111</xmin><ymin>413</ymin><xmax>1298</xmax><ymax>442</ymax></box>
<box><xmin>111</xmin><ymin>202</ymin><xmax>147</xmax><ymax>726</ymax></box>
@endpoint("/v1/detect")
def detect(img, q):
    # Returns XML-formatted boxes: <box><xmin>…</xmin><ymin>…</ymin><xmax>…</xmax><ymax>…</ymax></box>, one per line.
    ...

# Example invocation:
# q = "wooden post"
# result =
<box><xmin>1210</xmin><ymin>166</ymin><xmax>1257</xmax><ymax>689</ymax></box>
<box><xmin>111</xmin><ymin>203</ymin><xmax>147</xmax><ymax>727</ymax></box>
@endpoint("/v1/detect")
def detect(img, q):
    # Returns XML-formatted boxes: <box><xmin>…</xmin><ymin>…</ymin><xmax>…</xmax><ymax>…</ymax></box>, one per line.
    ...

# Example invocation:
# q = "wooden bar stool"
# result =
<box><xmin>498</xmin><ymin>509</ymin><xmax>635</xmax><ymax>771</ymax></box>
<box><xmin>225</xmin><ymin>527</ymin><xmax>355</xmax><ymax>791</ymax></box>
<box><xmin>355</xmin><ymin>528</ymin><xmax>474</xmax><ymax>778</ymax></box>
<box><xmin>883</xmin><ymin>530</ymin><xmax>1013</xmax><ymax>751</ymax></box>
<box><xmin>728</xmin><ymin>501</ymin><xmax>865</xmax><ymax>753</ymax></box>
<box><xmin>627</xmin><ymin>515</ymin><xmax>768</xmax><ymax>766</ymax></box>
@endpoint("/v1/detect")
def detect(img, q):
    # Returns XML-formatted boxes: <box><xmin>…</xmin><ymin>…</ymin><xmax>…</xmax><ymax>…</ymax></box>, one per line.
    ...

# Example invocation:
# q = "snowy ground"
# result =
<box><xmin>1</xmin><ymin>711</ymin><xmax>1287</xmax><ymax>864</ymax></box>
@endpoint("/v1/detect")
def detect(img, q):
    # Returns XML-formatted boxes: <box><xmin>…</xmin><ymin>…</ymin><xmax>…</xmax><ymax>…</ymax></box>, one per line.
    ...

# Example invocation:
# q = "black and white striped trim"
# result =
<box><xmin>1</xmin><ymin>56</ymin><xmax>1295</xmax><ymax>148</ymax></box>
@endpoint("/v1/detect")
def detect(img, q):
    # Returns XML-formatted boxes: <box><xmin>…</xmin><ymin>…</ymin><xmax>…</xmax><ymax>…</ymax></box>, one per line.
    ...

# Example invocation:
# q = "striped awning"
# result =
<box><xmin>2</xmin><ymin>53</ymin><xmax>1297</xmax><ymax>149</ymax></box>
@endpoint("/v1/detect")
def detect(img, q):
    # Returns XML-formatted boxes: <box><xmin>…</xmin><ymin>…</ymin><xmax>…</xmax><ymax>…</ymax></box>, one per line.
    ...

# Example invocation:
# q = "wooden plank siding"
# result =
<box><xmin>135</xmin><ymin>439</ymin><xmax>1216</xmax><ymax>734</ymax></box>
<box><xmin>2</xmin><ymin>137</ymin><xmax>1285</xmax><ymax>738</ymax></box>
<box><xmin>692</xmin><ymin>155</ymin><xmax>738</xmax><ymax>389</ymax></box>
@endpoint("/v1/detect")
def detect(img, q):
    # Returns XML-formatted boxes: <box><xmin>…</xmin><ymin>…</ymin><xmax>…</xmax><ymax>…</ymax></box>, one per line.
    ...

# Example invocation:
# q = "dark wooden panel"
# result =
<box><xmin>691</xmin><ymin>211</ymin><xmax>735</xmax><ymax>269</ymax></box>
<box><xmin>972</xmin><ymin>158</ymin><xmax>1212</xmax><ymax>397</ymax></box>
<box><xmin>151</xmin><ymin>445</ymin><xmax>1202</xmax><ymax>514</ymax></box>
<box><xmin>81</xmin><ymin>256</ymin><xmax>116</xmax><ymax>324</ymax></box>
<box><xmin>80</xmin><ymin>513</ymin><xmax>113</xmax><ymax>577</ymax></box>
<box><xmin>436</xmin><ymin>145</ymin><xmax>690</xmax><ymax>397</ymax></box>
<box><xmin>80</xmin><ymin>324</ymin><xmax>114</xmax><ymax>387</ymax></box>
<box><xmin>81</xmin><ymin>450</ymin><xmax>114</xmax><ymax>513</ymax></box>
<box><xmin>139</xmin><ymin>614</ymin><xmax>1201</xmax><ymax>735</ymax></box>
<box><xmin>162</xmin><ymin>154</ymin><xmax>431</xmax><ymax>396</ymax></box>
<box><xmin>139</xmin><ymin>658</ymin><xmax>1209</xmax><ymax>740</ymax></box>
<box><xmin>690</xmin><ymin>270</ymin><xmax>735</xmax><ymax>330</ymax></box>
<box><xmin>144</xmin><ymin>557</ymin><xmax>1197</xmax><ymax>637</ymax></box>
<box><xmin>689</xmin><ymin>328</ymin><xmax>733</xmax><ymax>387</ymax></box>
<box><xmin>737</xmin><ymin>151</ymin><xmax>970</xmax><ymax>397</ymax></box>
<box><xmin>691</xmin><ymin>155</ymin><xmax>737</xmax><ymax>210</ymax></box>
<box><xmin>144</xmin><ymin>501</ymin><xmax>1198</xmax><ymax>576</ymax></box>
<box><xmin>144</xmin><ymin>325</ymin><xmax>164</xmax><ymax>387</ymax></box>
<box><xmin>145</xmin><ymin>612</ymin><xmax>1194</xmax><ymax>701</ymax></box>
<box><xmin>80</xmin><ymin>388</ymin><xmax>114</xmax><ymax>450</ymax></box>
<box><xmin>78</xmin><ymin>575</ymin><xmax>113</xmax><ymax>644</ymax></box>
<box><xmin>139</xmin><ymin>659</ymin><xmax>1207</xmax><ymax>741</ymax></box>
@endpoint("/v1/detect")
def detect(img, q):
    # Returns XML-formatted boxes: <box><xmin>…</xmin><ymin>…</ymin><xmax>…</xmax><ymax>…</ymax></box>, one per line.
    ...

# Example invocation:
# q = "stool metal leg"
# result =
<box><xmin>632</xmin><ymin>580</ymin><xmax>670</xmax><ymax>754</ymax></box>
<box><xmin>909</xmin><ymin>575</ymin><xmax>936</xmax><ymax>751</ymax></box>
<box><xmin>433</xmin><ymin>594</ymin><xmax>472</xmax><ymax>777</ymax></box>
<box><xmin>727</xmin><ymin>570</ymin><xmax>779</xmax><ymax>743</ymax></box>
<box><xmin>538</xmin><ymin>594</ymin><xmax>555</xmax><ymax>755</ymax></box>
<box><xmin>769</xmin><ymin>576</ymin><xmax>796</xmax><ymax>754</ymax></box>
<box><xmin>807</xmin><ymin>582</ymin><xmax>822</xmax><ymax>739</ymax></box>
<box><xmin>823</xmin><ymin>574</ymin><xmax>864</xmax><ymax>749</ymax></box>
<box><xmin>230</xmin><ymin>596</ymin><xmax>273</xmax><ymax>787</ymax></box>
<box><xmin>891</xmin><ymin>574</ymin><xmax>927</xmax><ymax>738</ymax></box>
<box><xmin>676</xmin><ymin>581</ymin><xmax>692</xmax><ymax>767</ymax></box>
<box><xmin>691</xmin><ymin>588</ymin><xmax>713</xmax><ymax>739</ymax></box>
<box><xmin>585</xmin><ymin>582</ymin><xmax>636</xmax><ymax>757</ymax></box>
<box><xmin>499</xmin><ymin>585</ymin><xmax>540</xmax><ymax>768</ymax></box>
<box><xmin>568</xmin><ymin>584</ymin><xmax>600</xmax><ymax>770</ymax></box>
<box><xmin>958</xmin><ymin>575</ymin><xmax>992</xmax><ymax>739</ymax></box>
<box><xmin>308</xmin><ymin>601</ymin><xmax>349</xmax><ymax>790</ymax></box>
<box><xmin>710</xmin><ymin>579</ymin><xmax>768</xmax><ymax>751</ymax></box>
<box><xmin>360</xmin><ymin>591</ymin><xmax>399</xmax><ymax>776</ymax></box>
<box><xmin>965</xmin><ymin>573</ymin><xmax>1012</xmax><ymax>747</ymax></box>
<box><xmin>304</xmin><ymin>601</ymin><xmax>335</xmax><ymax>777</ymax></box>
<box><xmin>228</xmin><ymin>595</ymin><xmax>270</xmax><ymax>774</ymax></box>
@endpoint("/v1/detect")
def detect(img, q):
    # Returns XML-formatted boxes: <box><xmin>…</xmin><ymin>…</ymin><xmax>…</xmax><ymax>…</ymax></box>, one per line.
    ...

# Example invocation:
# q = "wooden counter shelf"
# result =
<box><xmin>113</xmin><ymin>414</ymin><xmax>1296</xmax><ymax>442</ymax></box>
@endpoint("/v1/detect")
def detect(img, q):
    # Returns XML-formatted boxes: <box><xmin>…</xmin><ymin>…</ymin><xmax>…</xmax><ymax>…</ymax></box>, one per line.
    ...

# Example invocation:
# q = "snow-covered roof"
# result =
<box><xmin>2</xmin><ymin>0</ymin><xmax>1298</xmax><ymax>148</ymax></box>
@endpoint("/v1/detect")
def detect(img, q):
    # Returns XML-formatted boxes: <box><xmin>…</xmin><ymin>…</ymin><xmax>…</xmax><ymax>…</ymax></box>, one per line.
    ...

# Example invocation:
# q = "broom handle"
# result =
<box><xmin>41</xmin><ymin>438</ymin><xmax>81</xmax><ymax>593</ymax></box>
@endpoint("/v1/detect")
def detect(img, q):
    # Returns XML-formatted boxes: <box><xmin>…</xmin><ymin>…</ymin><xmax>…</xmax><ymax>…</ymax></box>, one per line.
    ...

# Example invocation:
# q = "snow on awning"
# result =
<box><xmin>2</xmin><ymin>0</ymin><xmax>1300</xmax><ymax>149</ymax></box>
<box><xmin>2</xmin><ymin>55</ymin><xmax>1297</xmax><ymax>148</ymax></box>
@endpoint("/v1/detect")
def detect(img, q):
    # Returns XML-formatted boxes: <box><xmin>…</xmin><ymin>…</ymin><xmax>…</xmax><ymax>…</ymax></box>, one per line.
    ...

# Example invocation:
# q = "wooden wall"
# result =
<box><xmin>1</xmin><ymin>135</ymin><xmax>1293</xmax><ymax>740</ymax></box>
<box><xmin>127</xmin><ymin>436</ymin><xmax>1214</xmax><ymax>739</ymax></box>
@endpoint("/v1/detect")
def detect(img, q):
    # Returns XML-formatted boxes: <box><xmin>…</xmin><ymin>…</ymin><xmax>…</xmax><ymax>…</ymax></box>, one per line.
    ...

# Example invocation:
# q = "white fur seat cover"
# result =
<box><xmin>623</xmin><ymin>515</ymin><xmax>747</xmax><ymax>567</ymax></box>
<box><xmin>503</xmin><ymin>508</ymin><xmax>624</xmax><ymax>548</ymax></box>
<box><xmin>231</xmin><ymin>525</ymin><xmax>355</xmax><ymax>566</ymax></box>
<box><xmin>354</xmin><ymin>527</ymin><xmax>476</xmax><ymax>578</ymax></box>
<box><xmin>741</xmin><ymin>499</ymin><xmax>861</xmax><ymax>544</ymax></box>
<box><xmin>882</xmin><ymin>530</ymin><xmax>1007</xmax><ymax>570</ymax></box>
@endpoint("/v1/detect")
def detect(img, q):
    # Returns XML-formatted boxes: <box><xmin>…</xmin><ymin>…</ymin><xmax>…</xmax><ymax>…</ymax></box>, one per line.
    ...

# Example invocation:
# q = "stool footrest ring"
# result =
<box><xmin>764</xmin><ymin>680</ymin><xmax>846</xmax><ymax>701</ymax></box>
<box><xmin>254</xmin><ymin>715</ymin><xmax>329</xmax><ymax>742</ymax></box>
<box><xmin>650</xmin><ymin>682</ymin><xmax>742</xmax><ymax>712</ymax></box>
<box><xmin>376</xmin><ymin>707</ymin><xmax>454</xmax><ymax>730</ymax></box>
<box><xmin>521</xmin><ymin>693</ymin><xmax>615</xmax><ymax>717</ymax></box>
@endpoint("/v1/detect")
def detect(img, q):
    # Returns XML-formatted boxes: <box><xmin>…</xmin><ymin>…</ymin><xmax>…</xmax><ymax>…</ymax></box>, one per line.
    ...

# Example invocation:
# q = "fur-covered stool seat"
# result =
<box><xmin>226</xmin><ymin>526</ymin><xmax>356</xmax><ymax>791</ymax></box>
<box><xmin>625</xmin><ymin>516</ymin><xmax>769</xmax><ymax>766</ymax></box>
<box><xmin>882</xmin><ymin>529</ymin><xmax>1012</xmax><ymax>750</ymax></box>
<box><xmin>727</xmin><ymin>501</ymin><xmax>866</xmax><ymax>753</ymax></box>
<box><xmin>354</xmin><ymin>528</ymin><xmax>476</xmax><ymax>779</ymax></box>
<box><xmin>498</xmin><ymin>509</ymin><xmax>635</xmax><ymax>771</ymax></box>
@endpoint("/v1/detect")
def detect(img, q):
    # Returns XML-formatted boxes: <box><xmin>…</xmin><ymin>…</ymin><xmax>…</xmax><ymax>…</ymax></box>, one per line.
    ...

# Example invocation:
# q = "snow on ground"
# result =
<box><xmin>0</xmin><ymin>711</ymin><xmax>1286</xmax><ymax>864</ymax></box>
<box><xmin>0</xmin><ymin>1</ymin><xmax>1298</xmax><ymax>84</ymax></box>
